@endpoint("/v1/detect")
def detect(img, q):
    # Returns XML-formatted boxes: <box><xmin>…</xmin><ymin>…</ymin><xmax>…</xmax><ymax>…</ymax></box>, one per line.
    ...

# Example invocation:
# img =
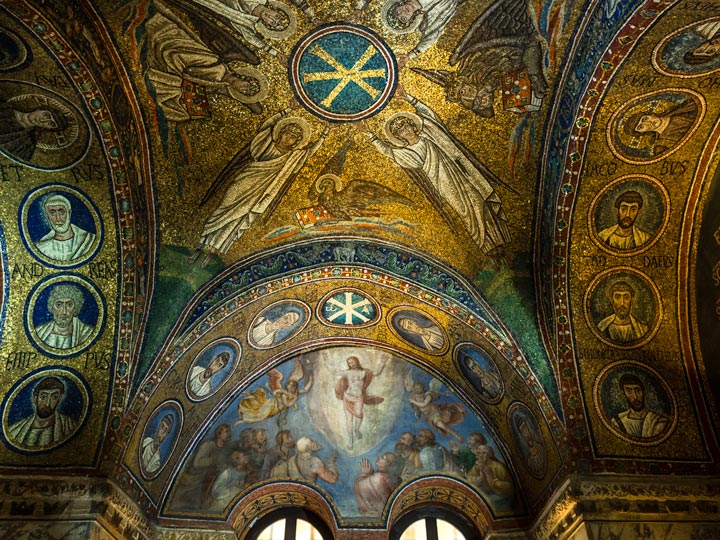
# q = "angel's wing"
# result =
<box><xmin>339</xmin><ymin>179</ymin><xmax>416</xmax><ymax>211</ymax></box>
<box><xmin>404</xmin><ymin>371</ymin><xmax>415</xmax><ymax>392</ymax></box>
<box><xmin>428</xmin><ymin>378</ymin><xmax>443</xmax><ymax>396</ymax></box>
<box><xmin>287</xmin><ymin>357</ymin><xmax>305</xmax><ymax>384</ymax></box>
<box><xmin>267</xmin><ymin>369</ymin><xmax>285</xmax><ymax>393</ymax></box>
<box><xmin>308</xmin><ymin>139</ymin><xmax>354</xmax><ymax>200</ymax></box>
<box><xmin>200</xmin><ymin>142</ymin><xmax>253</xmax><ymax>206</ymax></box>
<box><xmin>450</xmin><ymin>0</ymin><xmax>536</xmax><ymax>66</ymax></box>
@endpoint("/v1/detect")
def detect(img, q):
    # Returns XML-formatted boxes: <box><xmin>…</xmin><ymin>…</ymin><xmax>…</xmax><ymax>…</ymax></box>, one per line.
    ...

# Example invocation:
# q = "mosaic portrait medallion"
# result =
<box><xmin>1</xmin><ymin>367</ymin><xmax>90</xmax><ymax>454</ymax></box>
<box><xmin>388</xmin><ymin>306</ymin><xmax>448</xmax><ymax>355</ymax></box>
<box><xmin>455</xmin><ymin>342</ymin><xmax>504</xmax><ymax>404</ymax></box>
<box><xmin>248</xmin><ymin>299</ymin><xmax>311</xmax><ymax>350</ymax></box>
<box><xmin>19</xmin><ymin>184</ymin><xmax>103</xmax><ymax>268</ymax></box>
<box><xmin>186</xmin><ymin>338</ymin><xmax>241</xmax><ymax>401</ymax></box>
<box><xmin>589</xmin><ymin>174</ymin><xmax>670</xmax><ymax>257</ymax></box>
<box><xmin>584</xmin><ymin>267</ymin><xmax>661</xmax><ymax>349</ymax></box>
<box><xmin>606</xmin><ymin>88</ymin><xmax>704</xmax><ymax>164</ymax></box>
<box><xmin>653</xmin><ymin>17</ymin><xmax>720</xmax><ymax>78</ymax></box>
<box><xmin>0</xmin><ymin>80</ymin><xmax>91</xmax><ymax>170</ymax></box>
<box><xmin>594</xmin><ymin>361</ymin><xmax>676</xmax><ymax>446</ymax></box>
<box><xmin>139</xmin><ymin>401</ymin><xmax>183</xmax><ymax>480</ymax></box>
<box><xmin>24</xmin><ymin>274</ymin><xmax>105</xmax><ymax>358</ymax></box>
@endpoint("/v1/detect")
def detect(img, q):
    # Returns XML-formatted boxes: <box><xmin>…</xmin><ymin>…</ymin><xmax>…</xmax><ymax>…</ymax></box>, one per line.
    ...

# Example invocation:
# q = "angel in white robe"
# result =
<box><xmin>361</xmin><ymin>89</ymin><xmax>511</xmax><ymax>259</ymax></box>
<box><xmin>191</xmin><ymin>109</ymin><xmax>329</xmax><ymax>267</ymax></box>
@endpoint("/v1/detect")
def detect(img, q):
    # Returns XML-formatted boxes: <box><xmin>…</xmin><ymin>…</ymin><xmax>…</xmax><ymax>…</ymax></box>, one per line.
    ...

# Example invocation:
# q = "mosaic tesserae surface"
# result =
<box><xmin>0</xmin><ymin>0</ymin><xmax>719</xmax><ymax>538</ymax></box>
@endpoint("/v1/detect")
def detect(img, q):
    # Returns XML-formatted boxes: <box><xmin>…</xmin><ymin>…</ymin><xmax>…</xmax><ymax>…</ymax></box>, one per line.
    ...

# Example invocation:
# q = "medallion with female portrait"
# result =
<box><xmin>507</xmin><ymin>402</ymin><xmax>547</xmax><ymax>480</ymax></box>
<box><xmin>606</xmin><ymin>89</ymin><xmax>704</xmax><ymax>164</ymax></box>
<box><xmin>584</xmin><ymin>267</ymin><xmax>661</xmax><ymax>349</ymax></box>
<box><xmin>248</xmin><ymin>299</ymin><xmax>310</xmax><ymax>350</ymax></box>
<box><xmin>589</xmin><ymin>175</ymin><xmax>669</xmax><ymax>256</ymax></box>
<box><xmin>388</xmin><ymin>306</ymin><xmax>448</xmax><ymax>355</ymax></box>
<box><xmin>139</xmin><ymin>401</ymin><xmax>183</xmax><ymax>480</ymax></box>
<box><xmin>455</xmin><ymin>343</ymin><xmax>504</xmax><ymax>404</ymax></box>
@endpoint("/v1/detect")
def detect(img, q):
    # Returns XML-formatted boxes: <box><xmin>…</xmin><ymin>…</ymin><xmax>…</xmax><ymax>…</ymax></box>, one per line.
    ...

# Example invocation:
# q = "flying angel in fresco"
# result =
<box><xmin>301</xmin><ymin>140</ymin><xmax>416</xmax><ymax>224</ymax></box>
<box><xmin>405</xmin><ymin>372</ymin><xmax>466</xmax><ymax>442</ymax></box>
<box><xmin>236</xmin><ymin>358</ymin><xmax>313</xmax><ymax>426</ymax></box>
<box><xmin>412</xmin><ymin>0</ymin><xmax>548</xmax><ymax>118</ymax></box>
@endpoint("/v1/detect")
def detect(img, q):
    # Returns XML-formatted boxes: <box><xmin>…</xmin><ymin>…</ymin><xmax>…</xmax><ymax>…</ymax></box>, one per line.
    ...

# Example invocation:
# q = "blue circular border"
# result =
<box><xmin>0</xmin><ymin>365</ymin><xmax>92</xmax><ymax>455</ymax></box>
<box><xmin>23</xmin><ymin>272</ymin><xmax>107</xmax><ymax>359</ymax></box>
<box><xmin>289</xmin><ymin>23</ymin><xmax>397</xmax><ymax>122</ymax></box>
<box><xmin>17</xmin><ymin>183</ymin><xmax>104</xmax><ymax>269</ymax></box>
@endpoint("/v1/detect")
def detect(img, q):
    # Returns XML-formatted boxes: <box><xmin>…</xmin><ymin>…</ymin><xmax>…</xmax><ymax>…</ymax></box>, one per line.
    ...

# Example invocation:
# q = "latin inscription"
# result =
<box><xmin>5</xmin><ymin>351</ymin><xmax>37</xmax><ymax>371</ymax></box>
<box><xmin>0</xmin><ymin>164</ymin><xmax>24</xmax><ymax>182</ymax></box>
<box><xmin>659</xmin><ymin>160</ymin><xmax>690</xmax><ymax>176</ymax></box>
<box><xmin>581</xmin><ymin>255</ymin><xmax>675</xmax><ymax>269</ymax></box>
<box><xmin>84</xmin><ymin>352</ymin><xmax>111</xmax><ymax>370</ymax></box>
<box><xmin>579</xmin><ymin>348</ymin><xmax>681</xmax><ymax>362</ymax></box>
<box><xmin>69</xmin><ymin>162</ymin><xmax>105</xmax><ymax>183</ymax></box>
<box><xmin>616</xmin><ymin>74</ymin><xmax>660</xmax><ymax>88</ymax></box>
<box><xmin>584</xmin><ymin>160</ymin><xmax>618</xmax><ymax>177</ymax></box>
<box><xmin>11</xmin><ymin>263</ymin><xmax>44</xmax><ymax>280</ymax></box>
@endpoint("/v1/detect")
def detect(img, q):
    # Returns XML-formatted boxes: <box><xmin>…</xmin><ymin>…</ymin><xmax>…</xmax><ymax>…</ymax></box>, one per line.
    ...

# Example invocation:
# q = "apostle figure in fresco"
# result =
<box><xmin>597</xmin><ymin>190</ymin><xmax>651</xmax><ymax>250</ymax></box>
<box><xmin>191</xmin><ymin>108</ymin><xmax>329</xmax><ymax>267</ymax></box>
<box><xmin>7</xmin><ymin>376</ymin><xmax>77</xmax><ymax>449</ymax></box>
<box><xmin>353</xmin><ymin>452</ymin><xmax>402</xmax><ymax>516</ymax></box>
<box><xmin>466</xmin><ymin>443</ymin><xmax>514</xmax><ymax>498</ymax></box>
<box><xmin>261</xmin><ymin>429</ymin><xmax>297</xmax><ymax>480</ymax></box>
<box><xmin>395</xmin><ymin>432</ymin><xmax>422</xmax><ymax>480</ymax></box>
<box><xmin>35</xmin><ymin>284</ymin><xmax>95</xmax><ymax>350</ymax></box>
<box><xmin>610</xmin><ymin>374</ymin><xmax>669</xmax><ymax>439</ymax></box>
<box><xmin>35</xmin><ymin>194</ymin><xmax>96</xmax><ymax>263</ymax></box>
<box><xmin>173</xmin><ymin>423</ymin><xmax>235</xmax><ymax>509</ymax></box>
<box><xmin>360</xmin><ymin>87</ymin><xmax>511</xmax><ymax>261</ymax></box>
<box><xmin>270</xmin><ymin>437</ymin><xmax>338</xmax><ymax>485</ymax></box>
<box><xmin>210</xmin><ymin>449</ymin><xmax>252</xmax><ymax>510</ymax></box>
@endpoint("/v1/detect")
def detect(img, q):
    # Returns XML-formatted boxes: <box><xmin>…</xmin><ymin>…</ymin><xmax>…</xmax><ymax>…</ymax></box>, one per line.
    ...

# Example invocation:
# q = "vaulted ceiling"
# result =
<box><xmin>0</xmin><ymin>0</ymin><xmax>718</xmax><ymax>536</ymax></box>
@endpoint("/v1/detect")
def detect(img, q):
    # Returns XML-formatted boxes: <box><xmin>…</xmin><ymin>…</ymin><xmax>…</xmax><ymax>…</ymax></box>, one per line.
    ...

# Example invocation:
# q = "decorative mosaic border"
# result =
<box><xmin>4</xmin><ymin>0</ymin><xmax>155</xmax><ymax>467</ymax></box>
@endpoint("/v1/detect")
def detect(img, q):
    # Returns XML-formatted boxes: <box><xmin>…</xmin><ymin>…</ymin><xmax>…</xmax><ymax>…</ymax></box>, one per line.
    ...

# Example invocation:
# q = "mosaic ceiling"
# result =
<box><xmin>0</xmin><ymin>0</ymin><xmax>718</xmax><ymax>535</ymax></box>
